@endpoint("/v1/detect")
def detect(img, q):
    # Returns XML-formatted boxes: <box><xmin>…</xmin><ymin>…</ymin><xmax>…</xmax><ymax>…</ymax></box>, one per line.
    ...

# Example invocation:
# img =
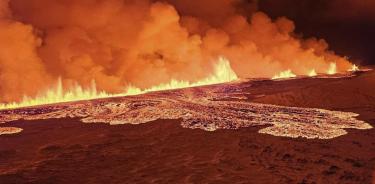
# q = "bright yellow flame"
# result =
<box><xmin>308</xmin><ymin>69</ymin><xmax>317</xmax><ymax>77</ymax></box>
<box><xmin>272</xmin><ymin>69</ymin><xmax>297</xmax><ymax>80</ymax></box>
<box><xmin>0</xmin><ymin>57</ymin><xmax>238</xmax><ymax>110</ymax></box>
<box><xmin>139</xmin><ymin>57</ymin><xmax>238</xmax><ymax>92</ymax></box>
<box><xmin>349</xmin><ymin>64</ymin><xmax>360</xmax><ymax>72</ymax></box>
<box><xmin>327</xmin><ymin>62</ymin><xmax>337</xmax><ymax>75</ymax></box>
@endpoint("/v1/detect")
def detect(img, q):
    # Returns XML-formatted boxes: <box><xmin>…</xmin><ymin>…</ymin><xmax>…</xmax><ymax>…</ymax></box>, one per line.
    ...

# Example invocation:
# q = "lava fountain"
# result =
<box><xmin>0</xmin><ymin>57</ymin><xmax>238</xmax><ymax>110</ymax></box>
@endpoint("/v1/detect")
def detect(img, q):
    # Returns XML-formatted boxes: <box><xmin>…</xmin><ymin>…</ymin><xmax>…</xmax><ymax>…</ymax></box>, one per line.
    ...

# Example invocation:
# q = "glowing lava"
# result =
<box><xmin>272</xmin><ymin>70</ymin><xmax>297</xmax><ymax>80</ymax></box>
<box><xmin>0</xmin><ymin>57</ymin><xmax>238</xmax><ymax>110</ymax></box>
<box><xmin>0</xmin><ymin>80</ymin><xmax>371</xmax><ymax>139</ymax></box>
<box><xmin>0</xmin><ymin>127</ymin><xmax>23</xmax><ymax>135</ymax></box>
<box><xmin>327</xmin><ymin>62</ymin><xmax>337</xmax><ymax>75</ymax></box>
<box><xmin>349</xmin><ymin>64</ymin><xmax>360</xmax><ymax>72</ymax></box>
<box><xmin>308</xmin><ymin>69</ymin><xmax>317</xmax><ymax>77</ymax></box>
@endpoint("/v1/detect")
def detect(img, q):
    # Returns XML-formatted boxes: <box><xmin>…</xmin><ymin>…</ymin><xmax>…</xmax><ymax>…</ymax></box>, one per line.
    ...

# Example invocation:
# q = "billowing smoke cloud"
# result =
<box><xmin>0</xmin><ymin>0</ymin><xmax>52</xmax><ymax>102</ymax></box>
<box><xmin>0</xmin><ymin>0</ymin><xmax>352</xmax><ymax>102</ymax></box>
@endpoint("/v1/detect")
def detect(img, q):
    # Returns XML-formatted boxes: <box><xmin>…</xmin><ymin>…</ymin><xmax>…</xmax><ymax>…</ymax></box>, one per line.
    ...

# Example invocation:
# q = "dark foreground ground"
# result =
<box><xmin>1</xmin><ymin>71</ymin><xmax>375</xmax><ymax>184</ymax></box>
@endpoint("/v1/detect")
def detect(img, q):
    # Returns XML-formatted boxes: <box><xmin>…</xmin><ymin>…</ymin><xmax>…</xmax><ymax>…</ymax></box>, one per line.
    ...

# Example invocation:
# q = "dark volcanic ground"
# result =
<box><xmin>1</xmin><ymin>71</ymin><xmax>375</xmax><ymax>184</ymax></box>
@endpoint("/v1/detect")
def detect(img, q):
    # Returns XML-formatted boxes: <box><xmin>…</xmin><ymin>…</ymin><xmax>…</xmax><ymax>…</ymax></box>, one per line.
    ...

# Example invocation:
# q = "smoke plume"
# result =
<box><xmin>0</xmin><ymin>0</ymin><xmax>353</xmax><ymax>102</ymax></box>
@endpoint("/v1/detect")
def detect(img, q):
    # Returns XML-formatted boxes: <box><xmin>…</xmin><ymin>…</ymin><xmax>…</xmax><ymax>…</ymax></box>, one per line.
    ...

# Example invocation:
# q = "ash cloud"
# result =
<box><xmin>0</xmin><ymin>0</ymin><xmax>352</xmax><ymax>102</ymax></box>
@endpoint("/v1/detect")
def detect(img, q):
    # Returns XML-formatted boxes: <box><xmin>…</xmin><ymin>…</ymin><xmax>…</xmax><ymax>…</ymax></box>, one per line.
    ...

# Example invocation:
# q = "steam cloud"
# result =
<box><xmin>0</xmin><ymin>0</ymin><xmax>352</xmax><ymax>102</ymax></box>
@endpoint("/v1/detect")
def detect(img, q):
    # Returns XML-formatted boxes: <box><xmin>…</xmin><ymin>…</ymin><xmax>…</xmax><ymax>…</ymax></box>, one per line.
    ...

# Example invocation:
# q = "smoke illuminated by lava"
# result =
<box><xmin>0</xmin><ymin>0</ymin><xmax>358</xmax><ymax>107</ymax></box>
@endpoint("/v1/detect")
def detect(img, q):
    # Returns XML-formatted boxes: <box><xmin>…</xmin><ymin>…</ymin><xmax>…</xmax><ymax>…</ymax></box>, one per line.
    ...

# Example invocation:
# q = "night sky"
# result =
<box><xmin>258</xmin><ymin>0</ymin><xmax>375</xmax><ymax>65</ymax></box>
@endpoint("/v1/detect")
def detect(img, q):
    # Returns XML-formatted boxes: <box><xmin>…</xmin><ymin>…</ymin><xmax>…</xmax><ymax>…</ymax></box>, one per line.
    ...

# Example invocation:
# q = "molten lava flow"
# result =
<box><xmin>0</xmin><ymin>80</ymin><xmax>371</xmax><ymax>139</ymax></box>
<box><xmin>272</xmin><ymin>70</ymin><xmax>297</xmax><ymax>80</ymax></box>
<box><xmin>0</xmin><ymin>127</ymin><xmax>23</xmax><ymax>135</ymax></box>
<box><xmin>0</xmin><ymin>57</ymin><xmax>237</xmax><ymax>110</ymax></box>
